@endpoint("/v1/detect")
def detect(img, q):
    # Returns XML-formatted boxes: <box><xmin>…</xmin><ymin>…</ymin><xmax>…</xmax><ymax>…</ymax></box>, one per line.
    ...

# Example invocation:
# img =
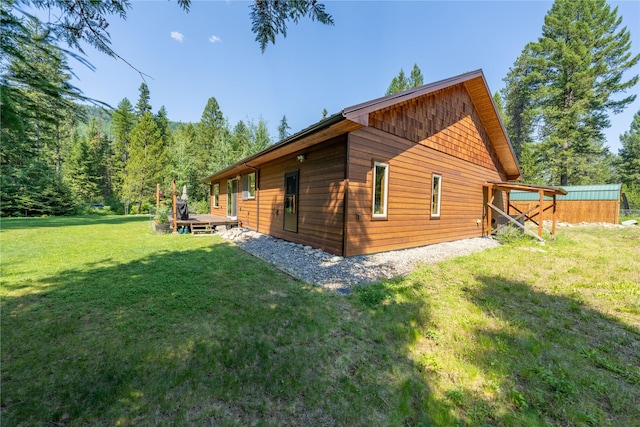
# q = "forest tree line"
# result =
<box><xmin>1</xmin><ymin>75</ymin><xmax>273</xmax><ymax>216</ymax></box>
<box><xmin>2</xmin><ymin>0</ymin><xmax>639</xmax><ymax>217</ymax></box>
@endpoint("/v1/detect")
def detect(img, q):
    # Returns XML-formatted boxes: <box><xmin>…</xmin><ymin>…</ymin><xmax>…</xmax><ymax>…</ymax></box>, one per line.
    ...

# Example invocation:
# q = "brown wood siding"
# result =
<box><xmin>510</xmin><ymin>200</ymin><xmax>620</xmax><ymax>224</ymax></box>
<box><xmin>207</xmin><ymin>177</ymin><xmax>258</xmax><ymax>229</ymax></box>
<box><xmin>257</xmin><ymin>136</ymin><xmax>347</xmax><ymax>255</ymax></box>
<box><xmin>368</xmin><ymin>85</ymin><xmax>506</xmax><ymax>177</ymax></box>
<box><xmin>344</xmin><ymin>126</ymin><xmax>504</xmax><ymax>256</ymax></box>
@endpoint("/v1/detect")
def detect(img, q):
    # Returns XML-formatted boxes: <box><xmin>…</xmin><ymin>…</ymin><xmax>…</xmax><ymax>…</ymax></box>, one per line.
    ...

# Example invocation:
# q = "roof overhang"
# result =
<box><xmin>343</xmin><ymin>70</ymin><xmax>522</xmax><ymax>181</ymax></box>
<box><xmin>485</xmin><ymin>181</ymin><xmax>568</xmax><ymax>197</ymax></box>
<box><xmin>203</xmin><ymin>69</ymin><xmax>522</xmax><ymax>183</ymax></box>
<box><xmin>203</xmin><ymin>114</ymin><xmax>362</xmax><ymax>183</ymax></box>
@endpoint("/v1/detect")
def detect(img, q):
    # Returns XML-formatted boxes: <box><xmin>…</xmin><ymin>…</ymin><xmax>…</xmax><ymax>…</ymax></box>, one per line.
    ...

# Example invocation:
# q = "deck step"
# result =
<box><xmin>190</xmin><ymin>224</ymin><xmax>216</xmax><ymax>235</ymax></box>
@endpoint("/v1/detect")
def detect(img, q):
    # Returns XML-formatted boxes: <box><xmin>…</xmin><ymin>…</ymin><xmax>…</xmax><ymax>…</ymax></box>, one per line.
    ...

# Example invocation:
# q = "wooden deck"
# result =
<box><xmin>169</xmin><ymin>214</ymin><xmax>238</xmax><ymax>234</ymax></box>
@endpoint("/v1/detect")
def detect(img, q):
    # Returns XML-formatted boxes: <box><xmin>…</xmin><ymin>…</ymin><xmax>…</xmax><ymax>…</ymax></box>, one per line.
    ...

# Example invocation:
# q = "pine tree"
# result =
<box><xmin>618</xmin><ymin>111</ymin><xmax>640</xmax><ymax>208</ymax></box>
<box><xmin>385</xmin><ymin>64</ymin><xmax>424</xmax><ymax>95</ymax></box>
<box><xmin>501</xmin><ymin>0</ymin><xmax>639</xmax><ymax>185</ymax></box>
<box><xmin>135</xmin><ymin>82</ymin><xmax>152</xmax><ymax>118</ymax></box>
<box><xmin>110</xmin><ymin>98</ymin><xmax>136</xmax><ymax>200</ymax></box>
<box><xmin>155</xmin><ymin>106</ymin><xmax>172</xmax><ymax>148</ymax></box>
<box><xmin>194</xmin><ymin>97</ymin><xmax>228</xmax><ymax>200</ymax></box>
<box><xmin>278</xmin><ymin>115</ymin><xmax>291</xmax><ymax>140</ymax></box>
<box><xmin>124</xmin><ymin>112</ymin><xmax>167</xmax><ymax>213</ymax></box>
<box><xmin>169</xmin><ymin>123</ymin><xmax>199</xmax><ymax>202</ymax></box>
<box><xmin>409</xmin><ymin>63</ymin><xmax>424</xmax><ymax>88</ymax></box>
<box><xmin>251</xmin><ymin>118</ymin><xmax>272</xmax><ymax>152</ymax></box>
<box><xmin>65</xmin><ymin>131</ymin><xmax>100</xmax><ymax>202</ymax></box>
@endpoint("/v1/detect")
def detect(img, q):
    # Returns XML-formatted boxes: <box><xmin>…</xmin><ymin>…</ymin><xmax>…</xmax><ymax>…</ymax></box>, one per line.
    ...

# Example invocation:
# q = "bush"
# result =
<box><xmin>189</xmin><ymin>199</ymin><xmax>210</xmax><ymax>214</ymax></box>
<box><xmin>494</xmin><ymin>225</ymin><xmax>532</xmax><ymax>244</ymax></box>
<box><xmin>154</xmin><ymin>206</ymin><xmax>169</xmax><ymax>224</ymax></box>
<box><xmin>130</xmin><ymin>202</ymin><xmax>152</xmax><ymax>215</ymax></box>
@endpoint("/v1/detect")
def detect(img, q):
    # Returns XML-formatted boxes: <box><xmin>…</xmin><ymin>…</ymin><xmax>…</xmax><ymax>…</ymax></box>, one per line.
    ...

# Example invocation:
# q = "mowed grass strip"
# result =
<box><xmin>1</xmin><ymin>216</ymin><xmax>639</xmax><ymax>426</ymax></box>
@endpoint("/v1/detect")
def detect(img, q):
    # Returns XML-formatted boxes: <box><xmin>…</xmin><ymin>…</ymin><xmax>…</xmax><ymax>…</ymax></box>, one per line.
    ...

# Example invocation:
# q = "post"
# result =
<box><xmin>172</xmin><ymin>179</ymin><xmax>177</xmax><ymax>233</ymax></box>
<box><xmin>487</xmin><ymin>186</ymin><xmax>493</xmax><ymax>236</ymax></box>
<box><xmin>156</xmin><ymin>183</ymin><xmax>160</xmax><ymax>214</ymax></box>
<box><xmin>538</xmin><ymin>189</ymin><xmax>544</xmax><ymax>238</ymax></box>
<box><xmin>552</xmin><ymin>194</ymin><xmax>557</xmax><ymax>237</ymax></box>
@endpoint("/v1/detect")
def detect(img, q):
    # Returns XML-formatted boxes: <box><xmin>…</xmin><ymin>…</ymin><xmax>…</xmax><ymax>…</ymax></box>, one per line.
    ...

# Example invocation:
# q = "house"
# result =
<box><xmin>509</xmin><ymin>184</ymin><xmax>622</xmax><ymax>224</ymax></box>
<box><xmin>203</xmin><ymin>69</ymin><xmax>522</xmax><ymax>257</ymax></box>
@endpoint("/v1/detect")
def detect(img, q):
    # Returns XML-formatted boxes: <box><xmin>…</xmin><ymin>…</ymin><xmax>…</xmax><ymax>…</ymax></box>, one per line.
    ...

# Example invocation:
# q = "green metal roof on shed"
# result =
<box><xmin>509</xmin><ymin>184</ymin><xmax>622</xmax><ymax>201</ymax></box>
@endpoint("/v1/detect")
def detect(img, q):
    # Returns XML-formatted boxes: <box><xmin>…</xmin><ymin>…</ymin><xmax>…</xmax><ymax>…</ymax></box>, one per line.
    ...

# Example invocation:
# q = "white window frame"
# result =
<box><xmin>431</xmin><ymin>173</ymin><xmax>442</xmax><ymax>218</ymax></box>
<box><xmin>372</xmin><ymin>161</ymin><xmax>389</xmax><ymax>219</ymax></box>
<box><xmin>213</xmin><ymin>183</ymin><xmax>220</xmax><ymax>208</ymax></box>
<box><xmin>242</xmin><ymin>172</ymin><xmax>256</xmax><ymax>200</ymax></box>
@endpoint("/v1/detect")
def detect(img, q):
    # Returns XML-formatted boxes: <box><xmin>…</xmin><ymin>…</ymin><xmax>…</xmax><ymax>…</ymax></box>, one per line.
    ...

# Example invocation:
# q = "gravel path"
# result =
<box><xmin>216</xmin><ymin>228</ymin><xmax>500</xmax><ymax>293</ymax></box>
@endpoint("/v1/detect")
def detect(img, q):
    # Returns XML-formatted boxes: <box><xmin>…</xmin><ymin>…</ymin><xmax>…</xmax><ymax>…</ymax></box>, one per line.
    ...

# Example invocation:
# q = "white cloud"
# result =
<box><xmin>209</xmin><ymin>35</ymin><xmax>222</xmax><ymax>44</ymax></box>
<box><xmin>171</xmin><ymin>31</ymin><xmax>184</xmax><ymax>42</ymax></box>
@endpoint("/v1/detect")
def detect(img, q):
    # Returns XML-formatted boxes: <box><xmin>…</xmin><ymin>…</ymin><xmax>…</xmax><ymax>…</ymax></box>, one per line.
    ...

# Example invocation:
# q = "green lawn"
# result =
<box><xmin>1</xmin><ymin>216</ymin><xmax>638</xmax><ymax>426</ymax></box>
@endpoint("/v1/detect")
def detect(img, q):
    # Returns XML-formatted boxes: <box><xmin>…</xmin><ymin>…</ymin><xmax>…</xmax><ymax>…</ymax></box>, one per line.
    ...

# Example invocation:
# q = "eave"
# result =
<box><xmin>343</xmin><ymin>70</ymin><xmax>522</xmax><ymax>181</ymax></box>
<box><xmin>202</xmin><ymin>114</ymin><xmax>362</xmax><ymax>183</ymax></box>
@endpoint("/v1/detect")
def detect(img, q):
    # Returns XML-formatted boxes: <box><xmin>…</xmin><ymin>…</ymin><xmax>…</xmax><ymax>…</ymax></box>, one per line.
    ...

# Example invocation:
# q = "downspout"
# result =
<box><xmin>244</xmin><ymin>162</ymin><xmax>260</xmax><ymax>232</ymax></box>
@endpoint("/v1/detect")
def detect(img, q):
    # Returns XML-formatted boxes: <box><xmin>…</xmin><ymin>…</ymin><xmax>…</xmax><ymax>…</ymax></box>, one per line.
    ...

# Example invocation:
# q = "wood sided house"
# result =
<box><xmin>203</xmin><ymin>69</ymin><xmax>523</xmax><ymax>257</ymax></box>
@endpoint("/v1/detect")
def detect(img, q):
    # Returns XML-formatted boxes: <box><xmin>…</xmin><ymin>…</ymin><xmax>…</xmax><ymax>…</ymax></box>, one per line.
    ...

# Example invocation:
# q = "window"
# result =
<box><xmin>372</xmin><ymin>161</ymin><xmax>389</xmax><ymax>218</ymax></box>
<box><xmin>242</xmin><ymin>172</ymin><xmax>256</xmax><ymax>200</ymax></box>
<box><xmin>213</xmin><ymin>183</ymin><xmax>220</xmax><ymax>208</ymax></box>
<box><xmin>431</xmin><ymin>174</ymin><xmax>442</xmax><ymax>218</ymax></box>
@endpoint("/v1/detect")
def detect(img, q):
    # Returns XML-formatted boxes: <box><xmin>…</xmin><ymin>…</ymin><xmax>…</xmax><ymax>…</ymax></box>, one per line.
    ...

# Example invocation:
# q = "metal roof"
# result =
<box><xmin>509</xmin><ymin>184</ymin><xmax>622</xmax><ymax>201</ymax></box>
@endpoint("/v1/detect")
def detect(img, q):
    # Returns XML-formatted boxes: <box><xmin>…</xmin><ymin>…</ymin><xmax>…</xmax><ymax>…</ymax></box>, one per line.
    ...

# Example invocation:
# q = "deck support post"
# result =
<box><xmin>538</xmin><ymin>189</ymin><xmax>544</xmax><ymax>238</ymax></box>
<box><xmin>156</xmin><ymin>183</ymin><xmax>160</xmax><ymax>215</ymax></box>
<box><xmin>172</xmin><ymin>179</ymin><xmax>178</xmax><ymax>234</ymax></box>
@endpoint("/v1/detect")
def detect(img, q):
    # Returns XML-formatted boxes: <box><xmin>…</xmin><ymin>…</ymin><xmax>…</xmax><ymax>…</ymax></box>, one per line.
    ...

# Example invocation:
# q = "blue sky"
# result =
<box><xmin>66</xmin><ymin>1</ymin><xmax>640</xmax><ymax>153</ymax></box>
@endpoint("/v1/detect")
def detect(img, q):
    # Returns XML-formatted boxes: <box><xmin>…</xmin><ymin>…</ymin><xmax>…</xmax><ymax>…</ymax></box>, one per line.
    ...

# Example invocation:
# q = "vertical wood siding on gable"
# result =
<box><xmin>344</xmin><ymin>125</ymin><xmax>505</xmax><ymax>256</ymax></box>
<box><xmin>368</xmin><ymin>85</ymin><xmax>506</xmax><ymax>176</ymax></box>
<box><xmin>257</xmin><ymin>136</ymin><xmax>347</xmax><ymax>255</ymax></box>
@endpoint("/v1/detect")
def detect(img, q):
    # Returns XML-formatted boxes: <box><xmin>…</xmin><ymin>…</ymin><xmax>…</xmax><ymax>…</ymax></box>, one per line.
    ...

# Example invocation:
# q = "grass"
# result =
<box><xmin>1</xmin><ymin>216</ymin><xmax>639</xmax><ymax>426</ymax></box>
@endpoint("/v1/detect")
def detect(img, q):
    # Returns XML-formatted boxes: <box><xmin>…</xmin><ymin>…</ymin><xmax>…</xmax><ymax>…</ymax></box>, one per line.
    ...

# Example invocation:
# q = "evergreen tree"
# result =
<box><xmin>64</xmin><ymin>131</ymin><xmax>100</xmax><ymax>202</ymax></box>
<box><xmin>231</xmin><ymin>120</ymin><xmax>252</xmax><ymax>158</ymax></box>
<box><xmin>110</xmin><ymin>98</ymin><xmax>136</xmax><ymax>200</ymax></box>
<box><xmin>278</xmin><ymin>115</ymin><xmax>291</xmax><ymax>140</ymax></box>
<box><xmin>618</xmin><ymin>110</ymin><xmax>640</xmax><ymax>207</ymax></box>
<box><xmin>169</xmin><ymin>123</ymin><xmax>199</xmax><ymax>202</ymax></box>
<box><xmin>123</xmin><ymin>112</ymin><xmax>168</xmax><ymax>213</ymax></box>
<box><xmin>250</xmin><ymin>1</ymin><xmax>333</xmax><ymax>52</ymax></box>
<box><xmin>386</xmin><ymin>64</ymin><xmax>424</xmax><ymax>95</ymax></box>
<box><xmin>85</xmin><ymin>117</ymin><xmax>112</xmax><ymax>198</ymax></box>
<box><xmin>322</xmin><ymin>108</ymin><xmax>328</xmax><ymax>119</ymax></box>
<box><xmin>501</xmin><ymin>0</ymin><xmax>639</xmax><ymax>185</ymax></box>
<box><xmin>0</xmin><ymin>12</ymin><xmax>82</xmax><ymax>216</ymax></box>
<box><xmin>155</xmin><ymin>106</ymin><xmax>172</xmax><ymax>148</ymax></box>
<box><xmin>251</xmin><ymin>118</ymin><xmax>272</xmax><ymax>152</ymax></box>
<box><xmin>135</xmin><ymin>82</ymin><xmax>152</xmax><ymax>118</ymax></box>
<box><xmin>386</xmin><ymin>68</ymin><xmax>408</xmax><ymax>96</ymax></box>
<box><xmin>409</xmin><ymin>63</ymin><xmax>424</xmax><ymax>88</ymax></box>
<box><xmin>193</xmin><ymin>97</ymin><xmax>227</xmax><ymax>200</ymax></box>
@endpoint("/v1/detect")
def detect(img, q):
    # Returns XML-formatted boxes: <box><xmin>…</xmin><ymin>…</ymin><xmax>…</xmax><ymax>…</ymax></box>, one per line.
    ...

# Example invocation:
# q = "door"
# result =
<box><xmin>283</xmin><ymin>171</ymin><xmax>298</xmax><ymax>232</ymax></box>
<box><xmin>227</xmin><ymin>179</ymin><xmax>238</xmax><ymax>218</ymax></box>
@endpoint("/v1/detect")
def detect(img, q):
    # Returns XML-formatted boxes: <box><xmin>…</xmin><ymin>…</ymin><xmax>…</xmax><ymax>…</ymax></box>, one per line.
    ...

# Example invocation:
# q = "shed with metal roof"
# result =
<box><xmin>509</xmin><ymin>184</ymin><xmax>621</xmax><ymax>224</ymax></box>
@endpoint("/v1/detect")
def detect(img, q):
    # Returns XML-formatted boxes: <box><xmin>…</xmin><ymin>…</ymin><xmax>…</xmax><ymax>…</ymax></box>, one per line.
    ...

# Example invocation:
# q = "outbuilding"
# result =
<box><xmin>509</xmin><ymin>184</ymin><xmax>622</xmax><ymax>224</ymax></box>
<box><xmin>203</xmin><ymin>70</ymin><xmax>522</xmax><ymax>256</ymax></box>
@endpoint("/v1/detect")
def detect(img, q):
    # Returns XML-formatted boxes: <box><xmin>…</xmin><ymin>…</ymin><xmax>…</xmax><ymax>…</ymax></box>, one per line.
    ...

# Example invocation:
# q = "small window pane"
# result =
<box><xmin>213</xmin><ymin>183</ymin><xmax>219</xmax><ymax>208</ymax></box>
<box><xmin>373</xmin><ymin>162</ymin><xmax>389</xmax><ymax>218</ymax></box>
<box><xmin>431</xmin><ymin>174</ymin><xmax>442</xmax><ymax>217</ymax></box>
<box><xmin>242</xmin><ymin>173</ymin><xmax>256</xmax><ymax>200</ymax></box>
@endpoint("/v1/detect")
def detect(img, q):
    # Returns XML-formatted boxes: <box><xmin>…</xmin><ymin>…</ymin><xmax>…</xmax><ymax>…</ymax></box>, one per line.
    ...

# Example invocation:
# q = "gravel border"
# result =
<box><xmin>216</xmin><ymin>228</ymin><xmax>500</xmax><ymax>293</ymax></box>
